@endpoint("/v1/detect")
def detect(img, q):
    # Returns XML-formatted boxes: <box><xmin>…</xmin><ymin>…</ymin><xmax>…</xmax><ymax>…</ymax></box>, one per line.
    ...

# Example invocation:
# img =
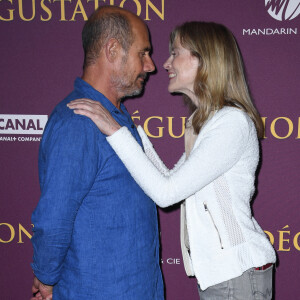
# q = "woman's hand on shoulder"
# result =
<box><xmin>67</xmin><ymin>98</ymin><xmax>121</xmax><ymax>136</ymax></box>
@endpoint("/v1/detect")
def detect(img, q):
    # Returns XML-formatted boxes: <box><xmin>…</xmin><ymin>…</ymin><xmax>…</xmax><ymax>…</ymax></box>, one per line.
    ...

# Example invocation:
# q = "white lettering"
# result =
<box><xmin>166</xmin><ymin>258</ymin><xmax>181</xmax><ymax>264</ymax></box>
<box><xmin>0</xmin><ymin>115</ymin><xmax>47</xmax><ymax>134</ymax></box>
<box><xmin>242</xmin><ymin>27</ymin><xmax>298</xmax><ymax>36</ymax></box>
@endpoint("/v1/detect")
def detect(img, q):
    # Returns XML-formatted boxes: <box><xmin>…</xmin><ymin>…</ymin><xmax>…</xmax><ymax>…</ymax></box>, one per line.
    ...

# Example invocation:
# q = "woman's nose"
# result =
<box><xmin>163</xmin><ymin>56</ymin><xmax>172</xmax><ymax>70</ymax></box>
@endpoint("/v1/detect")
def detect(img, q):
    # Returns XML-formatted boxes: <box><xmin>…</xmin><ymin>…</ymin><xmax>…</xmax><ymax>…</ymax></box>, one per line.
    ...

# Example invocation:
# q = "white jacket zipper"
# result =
<box><xmin>204</xmin><ymin>202</ymin><xmax>224</xmax><ymax>249</ymax></box>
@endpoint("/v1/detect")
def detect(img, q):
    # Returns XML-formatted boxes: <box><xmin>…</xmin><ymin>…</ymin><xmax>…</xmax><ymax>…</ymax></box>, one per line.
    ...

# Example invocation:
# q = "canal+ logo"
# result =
<box><xmin>265</xmin><ymin>0</ymin><xmax>300</xmax><ymax>21</ymax></box>
<box><xmin>0</xmin><ymin>114</ymin><xmax>47</xmax><ymax>135</ymax></box>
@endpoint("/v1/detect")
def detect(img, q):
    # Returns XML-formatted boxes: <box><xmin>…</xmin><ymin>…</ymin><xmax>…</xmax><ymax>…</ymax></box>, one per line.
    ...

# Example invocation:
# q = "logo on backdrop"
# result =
<box><xmin>265</xmin><ymin>0</ymin><xmax>300</xmax><ymax>21</ymax></box>
<box><xmin>2</xmin><ymin>222</ymin><xmax>300</xmax><ymax>253</ymax></box>
<box><xmin>0</xmin><ymin>114</ymin><xmax>47</xmax><ymax>142</ymax></box>
<box><xmin>243</xmin><ymin>1</ymin><xmax>299</xmax><ymax>36</ymax></box>
<box><xmin>0</xmin><ymin>0</ymin><xmax>165</xmax><ymax>22</ymax></box>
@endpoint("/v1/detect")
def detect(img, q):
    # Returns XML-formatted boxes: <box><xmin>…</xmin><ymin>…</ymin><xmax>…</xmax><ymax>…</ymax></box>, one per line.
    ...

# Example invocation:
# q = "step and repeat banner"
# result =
<box><xmin>1</xmin><ymin>1</ymin><xmax>299</xmax><ymax>299</ymax></box>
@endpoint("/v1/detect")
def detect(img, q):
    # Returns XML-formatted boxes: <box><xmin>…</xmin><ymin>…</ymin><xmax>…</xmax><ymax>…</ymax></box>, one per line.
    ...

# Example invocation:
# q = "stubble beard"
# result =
<box><xmin>111</xmin><ymin>58</ymin><xmax>145</xmax><ymax>98</ymax></box>
<box><xmin>111</xmin><ymin>73</ymin><xmax>144</xmax><ymax>98</ymax></box>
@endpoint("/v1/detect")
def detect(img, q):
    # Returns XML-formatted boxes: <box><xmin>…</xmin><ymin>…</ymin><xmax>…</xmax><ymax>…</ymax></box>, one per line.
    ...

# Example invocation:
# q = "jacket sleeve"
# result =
<box><xmin>31</xmin><ymin>116</ymin><xmax>99</xmax><ymax>285</ymax></box>
<box><xmin>107</xmin><ymin>110</ymin><xmax>250</xmax><ymax>208</ymax></box>
<box><xmin>137</xmin><ymin>125</ymin><xmax>186</xmax><ymax>176</ymax></box>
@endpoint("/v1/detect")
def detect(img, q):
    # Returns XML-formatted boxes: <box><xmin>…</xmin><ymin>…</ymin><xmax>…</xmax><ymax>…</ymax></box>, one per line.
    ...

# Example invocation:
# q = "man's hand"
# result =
<box><xmin>31</xmin><ymin>276</ymin><xmax>53</xmax><ymax>300</ymax></box>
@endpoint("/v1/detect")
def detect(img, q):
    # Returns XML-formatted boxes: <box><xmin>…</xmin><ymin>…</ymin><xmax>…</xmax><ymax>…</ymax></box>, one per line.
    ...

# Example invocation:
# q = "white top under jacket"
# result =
<box><xmin>107</xmin><ymin>106</ymin><xmax>276</xmax><ymax>290</ymax></box>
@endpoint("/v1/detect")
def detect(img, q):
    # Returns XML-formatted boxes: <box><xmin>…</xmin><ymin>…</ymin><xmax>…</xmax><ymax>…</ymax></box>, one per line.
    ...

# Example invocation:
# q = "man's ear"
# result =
<box><xmin>105</xmin><ymin>38</ymin><xmax>121</xmax><ymax>63</ymax></box>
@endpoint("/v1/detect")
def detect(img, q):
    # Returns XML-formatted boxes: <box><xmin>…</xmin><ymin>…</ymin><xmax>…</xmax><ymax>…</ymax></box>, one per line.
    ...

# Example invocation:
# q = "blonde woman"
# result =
<box><xmin>68</xmin><ymin>22</ymin><xmax>276</xmax><ymax>299</ymax></box>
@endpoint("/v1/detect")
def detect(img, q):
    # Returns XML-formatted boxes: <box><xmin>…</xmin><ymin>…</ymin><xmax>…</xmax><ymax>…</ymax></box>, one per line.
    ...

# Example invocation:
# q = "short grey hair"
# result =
<box><xmin>82</xmin><ymin>9</ymin><xmax>134</xmax><ymax>69</ymax></box>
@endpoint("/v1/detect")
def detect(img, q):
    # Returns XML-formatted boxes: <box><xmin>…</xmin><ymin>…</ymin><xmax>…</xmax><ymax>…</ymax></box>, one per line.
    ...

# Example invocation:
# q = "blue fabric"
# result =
<box><xmin>31</xmin><ymin>78</ymin><xmax>164</xmax><ymax>300</ymax></box>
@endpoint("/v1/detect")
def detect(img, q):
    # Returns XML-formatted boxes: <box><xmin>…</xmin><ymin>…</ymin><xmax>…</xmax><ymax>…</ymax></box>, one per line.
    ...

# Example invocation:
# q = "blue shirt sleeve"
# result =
<box><xmin>31</xmin><ymin>114</ymin><xmax>100</xmax><ymax>285</ymax></box>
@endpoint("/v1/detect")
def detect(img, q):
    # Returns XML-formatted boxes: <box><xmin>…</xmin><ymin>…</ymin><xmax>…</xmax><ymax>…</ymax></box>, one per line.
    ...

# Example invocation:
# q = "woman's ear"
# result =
<box><xmin>105</xmin><ymin>38</ymin><xmax>121</xmax><ymax>63</ymax></box>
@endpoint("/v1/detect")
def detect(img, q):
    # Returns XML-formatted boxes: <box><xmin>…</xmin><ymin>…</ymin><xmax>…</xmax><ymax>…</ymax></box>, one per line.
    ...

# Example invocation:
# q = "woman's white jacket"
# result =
<box><xmin>106</xmin><ymin>107</ymin><xmax>276</xmax><ymax>290</ymax></box>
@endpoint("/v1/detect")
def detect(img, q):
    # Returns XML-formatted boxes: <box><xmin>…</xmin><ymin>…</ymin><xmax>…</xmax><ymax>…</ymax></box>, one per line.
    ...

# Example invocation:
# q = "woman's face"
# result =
<box><xmin>163</xmin><ymin>37</ymin><xmax>199</xmax><ymax>103</ymax></box>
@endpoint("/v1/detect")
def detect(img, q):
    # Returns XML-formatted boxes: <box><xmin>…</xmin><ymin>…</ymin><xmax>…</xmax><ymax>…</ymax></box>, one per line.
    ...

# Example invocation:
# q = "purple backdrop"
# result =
<box><xmin>1</xmin><ymin>1</ymin><xmax>299</xmax><ymax>299</ymax></box>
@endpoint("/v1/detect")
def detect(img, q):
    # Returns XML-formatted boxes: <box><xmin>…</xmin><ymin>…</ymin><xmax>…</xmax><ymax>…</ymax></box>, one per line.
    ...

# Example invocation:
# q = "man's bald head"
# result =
<box><xmin>82</xmin><ymin>6</ymin><xmax>142</xmax><ymax>69</ymax></box>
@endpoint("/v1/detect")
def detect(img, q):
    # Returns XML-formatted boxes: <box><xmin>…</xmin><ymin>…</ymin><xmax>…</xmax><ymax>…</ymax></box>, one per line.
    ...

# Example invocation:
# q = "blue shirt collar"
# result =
<box><xmin>74</xmin><ymin>77</ymin><xmax>127</xmax><ymax>114</ymax></box>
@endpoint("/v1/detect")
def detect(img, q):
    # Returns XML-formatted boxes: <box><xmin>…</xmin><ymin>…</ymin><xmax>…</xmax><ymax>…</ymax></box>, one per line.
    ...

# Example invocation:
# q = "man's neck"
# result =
<box><xmin>81</xmin><ymin>72</ymin><xmax>121</xmax><ymax>109</ymax></box>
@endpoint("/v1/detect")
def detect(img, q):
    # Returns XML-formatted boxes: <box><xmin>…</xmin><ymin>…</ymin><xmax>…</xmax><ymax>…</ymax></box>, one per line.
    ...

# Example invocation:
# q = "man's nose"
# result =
<box><xmin>144</xmin><ymin>56</ymin><xmax>155</xmax><ymax>73</ymax></box>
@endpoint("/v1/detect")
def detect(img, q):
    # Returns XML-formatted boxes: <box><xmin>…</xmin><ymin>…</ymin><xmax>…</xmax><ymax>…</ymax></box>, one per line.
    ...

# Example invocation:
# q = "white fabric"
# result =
<box><xmin>181</xmin><ymin>111</ymin><xmax>197</xmax><ymax>276</ymax></box>
<box><xmin>137</xmin><ymin>126</ymin><xmax>185</xmax><ymax>176</ymax></box>
<box><xmin>107</xmin><ymin>107</ymin><xmax>276</xmax><ymax>290</ymax></box>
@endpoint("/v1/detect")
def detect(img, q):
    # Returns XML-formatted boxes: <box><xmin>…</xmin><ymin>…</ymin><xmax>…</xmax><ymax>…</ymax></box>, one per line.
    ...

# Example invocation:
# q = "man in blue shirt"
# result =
<box><xmin>31</xmin><ymin>6</ymin><xmax>164</xmax><ymax>300</ymax></box>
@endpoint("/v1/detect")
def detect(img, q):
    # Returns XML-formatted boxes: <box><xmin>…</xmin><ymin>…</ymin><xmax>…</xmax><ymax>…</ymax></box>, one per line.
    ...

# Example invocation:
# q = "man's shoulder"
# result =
<box><xmin>47</xmin><ymin>90</ymin><xmax>89</xmax><ymax>126</ymax></box>
<box><xmin>42</xmin><ymin>91</ymin><xmax>104</xmax><ymax>145</ymax></box>
<box><xmin>50</xmin><ymin>90</ymin><xmax>83</xmax><ymax>118</ymax></box>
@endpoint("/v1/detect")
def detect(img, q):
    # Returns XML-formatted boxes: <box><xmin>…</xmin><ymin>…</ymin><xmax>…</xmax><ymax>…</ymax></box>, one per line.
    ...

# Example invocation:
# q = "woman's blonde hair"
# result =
<box><xmin>170</xmin><ymin>22</ymin><xmax>264</xmax><ymax>138</ymax></box>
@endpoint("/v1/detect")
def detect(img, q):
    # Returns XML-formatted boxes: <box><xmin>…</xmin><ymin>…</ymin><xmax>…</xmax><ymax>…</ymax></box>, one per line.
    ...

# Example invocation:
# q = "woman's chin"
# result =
<box><xmin>167</xmin><ymin>85</ymin><xmax>180</xmax><ymax>94</ymax></box>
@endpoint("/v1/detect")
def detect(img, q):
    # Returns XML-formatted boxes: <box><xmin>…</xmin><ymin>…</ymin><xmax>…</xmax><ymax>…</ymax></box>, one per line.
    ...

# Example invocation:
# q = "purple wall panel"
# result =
<box><xmin>1</xmin><ymin>1</ymin><xmax>299</xmax><ymax>299</ymax></box>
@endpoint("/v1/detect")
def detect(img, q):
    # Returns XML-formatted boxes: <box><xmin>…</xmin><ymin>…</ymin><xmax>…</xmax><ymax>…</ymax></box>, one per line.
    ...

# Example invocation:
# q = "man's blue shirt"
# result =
<box><xmin>31</xmin><ymin>78</ymin><xmax>164</xmax><ymax>299</ymax></box>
